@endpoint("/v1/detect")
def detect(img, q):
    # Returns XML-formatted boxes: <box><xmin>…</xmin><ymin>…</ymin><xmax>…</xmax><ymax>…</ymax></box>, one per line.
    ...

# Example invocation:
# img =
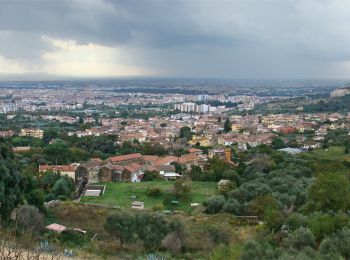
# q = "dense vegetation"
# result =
<box><xmin>2</xmin><ymin>125</ymin><xmax>350</xmax><ymax>258</ymax></box>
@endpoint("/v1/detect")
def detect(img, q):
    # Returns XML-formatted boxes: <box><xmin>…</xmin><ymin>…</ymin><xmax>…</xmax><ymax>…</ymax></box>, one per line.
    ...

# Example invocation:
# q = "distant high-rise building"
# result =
<box><xmin>197</xmin><ymin>95</ymin><xmax>208</xmax><ymax>102</ymax></box>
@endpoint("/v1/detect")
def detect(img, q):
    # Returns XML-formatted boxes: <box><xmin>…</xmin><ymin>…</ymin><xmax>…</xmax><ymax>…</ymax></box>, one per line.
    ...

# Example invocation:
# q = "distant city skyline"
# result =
<box><xmin>1</xmin><ymin>0</ymin><xmax>350</xmax><ymax>79</ymax></box>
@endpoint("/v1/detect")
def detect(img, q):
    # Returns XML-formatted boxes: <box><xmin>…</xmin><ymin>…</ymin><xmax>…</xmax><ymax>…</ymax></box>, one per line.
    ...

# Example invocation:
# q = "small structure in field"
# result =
<box><xmin>131</xmin><ymin>201</ymin><xmax>144</xmax><ymax>209</ymax></box>
<box><xmin>84</xmin><ymin>184</ymin><xmax>106</xmax><ymax>197</ymax></box>
<box><xmin>46</xmin><ymin>223</ymin><xmax>67</xmax><ymax>233</ymax></box>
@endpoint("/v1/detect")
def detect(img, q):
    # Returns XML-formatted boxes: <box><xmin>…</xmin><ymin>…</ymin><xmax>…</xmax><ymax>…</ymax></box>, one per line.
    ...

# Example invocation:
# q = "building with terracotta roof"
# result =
<box><xmin>39</xmin><ymin>164</ymin><xmax>78</xmax><ymax>179</ymax></box>
<box><xmin>109</xmin><ymin>153</ymin><xmax>143</xmax><ymax>165</ymax></box>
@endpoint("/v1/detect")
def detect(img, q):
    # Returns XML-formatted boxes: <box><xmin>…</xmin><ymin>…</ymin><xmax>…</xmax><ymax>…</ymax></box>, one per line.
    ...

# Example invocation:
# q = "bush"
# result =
<box><xmin>44</xmin><ymin>193</ymin><xmax>56</xmax><ymax>202</ymax></box>
<box><xmin>16</xmin><ymin>205</ymin><xmax>44</xmax><ymax>234</ymax></box>
<box><xmin>207</xmin><ymin>226</ymin><xmax>230</xmax><ymax>245</ymax></box>
<box><xmin>26</xmin><ymin>189</ymin><xmax>45</xmax><ymax>210</ymax></box>
<box><xmin>284</xmin><ymin>227</ymin><xmax>316</xmax><ymax>250</ymax></box>
<box><xmin>143</xmin><ymin>171</ymin><xmax>162</xmax><ymax>182</ymax></box>
<box><xmin>152</xmin><ymin>204</ymin><xmax>164</xmax><ymax>212</ymax></box>
<box><xmin>203</xmin><ymin>195</ymin><xmax>226</xmax><ymax>214</ymax></box>
<box><xmin>60</xmin><ymin>230</ymin><xmax>86</xmax><ymax>247</ymax></box>
<box><xmin>173</xmin><ymin>178</ymin><xmax>192</xmax><ymax>200</ymax></box>
<box><xmin>52</xmin><ymin>175</ymin><xmax>75</xmax><ymax>198</ymax></box>
<box><xmin>57</xmin><ymin>195</ymin><xmax>67</xmax><ymax>201</ymax></box>
<box><xmin>222</xmin><ymin>199</ymin><xmax>242</xmax><ymax>215</ymax></box>
<box><xmin>146</xmin><ymin>187</ymin><xmax>162</xmax><ymax>197</ymax></box>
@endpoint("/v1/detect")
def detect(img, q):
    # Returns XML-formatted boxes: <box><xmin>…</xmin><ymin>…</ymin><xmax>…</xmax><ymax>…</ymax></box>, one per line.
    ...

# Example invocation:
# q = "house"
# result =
<box><xmin>188</xmin><ymin>148</ymin><xmax>203</xmax><ymax>156</ymax></box>
<box><xmin>154</xmin><ymin>156</ymin><xmax>179</xmax><ymax>166</ymax></box>
<box><xmin>278</xmin><ymin>126</ymin><xmax>296</xmax><ymax>134</ymax></box>
<box><xmin>209</xmin><ymin>148</ymin><xmax>237</xmax><ymax>166</ymax></box>
<box><xmin>12</xmin><ymin>146</ymin><xmax>31</xmax><ymax>153</ymax></box>
<box><xmin>98</xmin><ymin>164</ymin><xmax>122</xmax><ymax>182</ymax></box>
<box><xmin>157</xmin><ymin>165</ymin><xmax>181</xmax><ymax>179</ymax></box>
<box><xmin>122</xmin><ymin>163</ymin><xmax>144</xmax><ymax>182</ymax></box>
<box><xmin>108</xmin><ymin>153</ymin><xmax>143</xmax><ymax>165</ymax></box>
<box><xmin>20</xmin><ymin>128</ymin><xmax>44</xmax><ymax>139</ymax></box>
<box><xmin>209</xmin><ymin>148</ymin><xmax>231</xmax><ymax>162</ymax></box>
<box><xmin>39</xmin><ymin>164</ymin><xmax>78</xmax><ymax>179</ymax></box>
<box><xmin>75</xmin><ymin>158</ymin><xmax>104</xmax><ymax>184</ymax></box>
<box><xmin>0</xmin><ymin>130</ymin><xmax>15</xmax><ymax>138</ymax></box>
<box><xmin>188</xmin><ymin>135</ymin><xmax>211</xmax><ymax>147</ymax></box>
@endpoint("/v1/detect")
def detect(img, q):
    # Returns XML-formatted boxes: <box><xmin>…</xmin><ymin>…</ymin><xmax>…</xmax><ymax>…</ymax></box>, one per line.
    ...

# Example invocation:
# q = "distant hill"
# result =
<box><xmin>330</xmin><ymin>85</ymin><xmax>350</xmax><ymax>98</ymax></box>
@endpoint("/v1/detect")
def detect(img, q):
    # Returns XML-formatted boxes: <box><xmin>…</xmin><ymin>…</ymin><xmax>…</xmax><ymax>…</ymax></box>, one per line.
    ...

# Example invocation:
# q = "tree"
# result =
<box><xmin>43</xmin><ymin>128</ymin><xmax>59</xmax><ymax>144</ymax></box>
<box><xmin>0</xmin><ymin>144</ymin><xmax>22</xmax><ymax>218</ymax></box>
<box><xmin>248</xmin><ymin>195</ymin><xmax>280</xmax><ymax>218</ymax></box>
<box><xmin>26</xmin><ymin>189</ymin><xmax>45</xmax><ymax>211</ymax></box>
<box><xmin>44</xmin><ymin>142</ymin><xmax>70</xmax><ymax>164</ymax></box>
<box><xmin>40</xmin><ymin>170</ymin><xmax>61</xmax><ymax>191</ymax></box>
<box><xmin>179</xmin><ymin>126</ymin><xmax>192</xmax><ymax>140</ymax></box>
<box><xmin>104</xmin><ymin>211</ymin><xmax>137</xmax><ymax>246</ymax></box>
<box><xmin>306</xmin><ymin>173</ymin><xmax>350</xmax><ymax>212</ymax></box>
<box><xmin>16</xmin><ymin>205</ymin><xmax>44</xmax><ymax>234</ymax></box>
<box><xmin>224</xmin><ymin>118</ymin><xmax>232</xmax><ymax>133</ymax></box>
<box><xmin>142</xmin><ymin>171</ymin><xmax>162</xmax><ymax>181</ymax></box>
<box><xmin>52</xmin><ymin>176</ymin><xmax>75</xmax><ymax>198</ymax></box>
<box><xmin>135</xmin><ymin>213</ymin><xmax>171</xmax><ymax>250</ymax></box>
<box><xmin>207</xmin><ymin>157</ymin><xmax>234</xmax><ymax>181</ymax></box>
<box><xmin>271</xmin><ymin>137</ymin><xmax>286</xmax><ymax>149</ymax></box>
<box><xmin>319</xmin><ymin>227</ymin><xmax>350</xmax><ymax>259</ymax></box>
<box><xmin>284</xmin><ymin>227</ymin><xmax>316</xmax><ymax>250</ymax></box>
<box><xmin>173</xmin><ymin>178</ymin><xmax>192</xmax><ymax>200</ymax></box>
<box><xmin>204</xmin><ymin>195</ymin><xmax>226</xmax><ymax>214</ymax></box>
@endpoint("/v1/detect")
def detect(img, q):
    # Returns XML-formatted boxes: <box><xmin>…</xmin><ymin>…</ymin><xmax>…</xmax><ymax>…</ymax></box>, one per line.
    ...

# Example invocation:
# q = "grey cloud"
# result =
<box><xmin>0</xmin><ymin>0</ymin><xmax>350</xmax><ymax>78</ymax></box>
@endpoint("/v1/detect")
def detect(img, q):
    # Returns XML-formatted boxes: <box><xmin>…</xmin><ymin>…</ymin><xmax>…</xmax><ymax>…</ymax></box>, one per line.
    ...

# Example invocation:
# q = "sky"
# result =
<box><xmin>1</xmin><ymin>0</ymin><xmax>350</xmax><ymax>79</ymax></box>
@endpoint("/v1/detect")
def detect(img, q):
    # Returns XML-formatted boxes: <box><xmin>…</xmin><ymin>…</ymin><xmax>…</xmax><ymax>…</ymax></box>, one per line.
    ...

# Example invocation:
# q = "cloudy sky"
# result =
<box><xmin>1</xmin><ymin>0</ymin><xmax>350</xmax><ymax>79</ymax></box>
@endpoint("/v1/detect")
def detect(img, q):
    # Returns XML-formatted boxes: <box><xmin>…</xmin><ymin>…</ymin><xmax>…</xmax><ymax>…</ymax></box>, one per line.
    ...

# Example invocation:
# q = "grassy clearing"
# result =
<box><xmin>81</xmin><ymin>181</ymin><xmax>217</xmax><ymax>212</ymax></box>
<box><xmin>301</xmin><ymin>146</ymin><xmax>350</xmax><ymax>175</ymax></box>
<box><xmin>307</xmin><ymin>146</ymin><xmax>350</xmax><ymax>161</ymax></box>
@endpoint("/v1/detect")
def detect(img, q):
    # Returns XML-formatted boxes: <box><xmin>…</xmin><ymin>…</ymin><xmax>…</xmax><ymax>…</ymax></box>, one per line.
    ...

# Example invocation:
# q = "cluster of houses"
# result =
<box><xmin>38</xmin><ymin>148</ymin><xmax>235</xmax><ymax>185</ymax></box>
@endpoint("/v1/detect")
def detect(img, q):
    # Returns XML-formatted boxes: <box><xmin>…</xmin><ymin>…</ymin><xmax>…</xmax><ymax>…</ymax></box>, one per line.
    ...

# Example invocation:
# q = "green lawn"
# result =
<box><xmin>305</xmin><ymin>146</ymin><xmax>350</xmax><ymax>161</ymax></box>
<box><xmin>81</xmin><ymin>181</ymin><xmax>217</xmax><ymax>212</ymax></box>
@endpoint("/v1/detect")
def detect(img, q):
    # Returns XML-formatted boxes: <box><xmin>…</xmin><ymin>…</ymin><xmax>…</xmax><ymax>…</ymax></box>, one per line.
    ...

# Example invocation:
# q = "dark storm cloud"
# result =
<box><xmin>0</xmin><ymin>0</ymin><xmax>350</xmax><ymax>78</ymax></box>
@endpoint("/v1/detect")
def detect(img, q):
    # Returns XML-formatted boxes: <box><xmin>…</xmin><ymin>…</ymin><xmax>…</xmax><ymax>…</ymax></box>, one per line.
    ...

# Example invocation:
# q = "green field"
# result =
<box><xmin>303</xmin><ymin>146</ymin><xmax>350</xmax><ymax>161</ymax></box>
<box><xmin>301</xmin><ymin>146</ymin><xmax>350</xmax><ymax>174</ymax></box>
<box><xmin>81</xmin><ymin>181</ymin><xmax>217</xmax><ymax>211</ymax></box>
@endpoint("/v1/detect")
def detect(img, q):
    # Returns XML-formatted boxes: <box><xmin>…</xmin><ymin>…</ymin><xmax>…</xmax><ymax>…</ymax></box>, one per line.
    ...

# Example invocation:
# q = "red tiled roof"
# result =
<box><xmin>109</xmin><ymin>153</ymin><xmax>142</xmax><ymax>162</ymax></box>
<box><xmin>188</xmin><ymin>148</ymin><xmax>201</xmax><ymax>153</ymax></box>
<box><xmin>124</xmin><ymin>163</ymin><xmax>142</xmax><ymax>173</ymax></box>
<box><xmin>178</xmin><ymin>154</ymin><xmax>198</xmax><ymax>164</ymax></box>
<box><xmin>154</xmin><ymin>156</ymin><xmax>178</xmax><ymax>166</ymax></box>
<box><xmin>39</xmin><ymin>164</ymin><xmax>76</xmax><ymax>172</ymax></box>
<box><xmin>142</xmin><ymin>155</ymin><xmax>160</xmax><ymax>163</ymax></box>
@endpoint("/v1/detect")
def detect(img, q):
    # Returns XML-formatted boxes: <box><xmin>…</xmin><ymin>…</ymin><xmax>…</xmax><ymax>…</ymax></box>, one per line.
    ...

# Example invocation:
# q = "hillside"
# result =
<box><xmin>330</xmin><ymin>85</ymin><xmax>350</xmax><ymax>98</ymax></box>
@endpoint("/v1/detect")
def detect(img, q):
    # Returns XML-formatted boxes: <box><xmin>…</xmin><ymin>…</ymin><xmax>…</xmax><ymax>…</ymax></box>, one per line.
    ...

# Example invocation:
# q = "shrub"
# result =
<box><xmin>203</xmin><ymin>195</ymin><xmax>226</xmax><ymax>214</ymax></box>
<box><xmin>57</xmin><ymin>195</ymin><xmax>67</xmax><ymax>201</ymax></box>
<box><xmin>146</xmin><ymin>187</ymin><xmax>162</xmax><ymax>197</ymax></box>
<box><xmin>60</xmin><ymin>230</ymin><xmax>86</xmax><ymax>247</ymax></box>
<box><xmin>173</xmin><ymin>178</ymin><xmax>192</xmax><ymax>200</ymax></box>
<box><xmin>16</xmin><ymin>204</ymin><xmax>44</xmax><ymax>234</ymax></box>
<box><xmin>284</xmin><ymin>227</ymin><xmax>316</xmax><ymax>250</ymax></box>
<box><xmin>152</xmin><ymin>203</ymin><xmax>164</xmax><ymax>212</ymax></box>
<box><xmin>207</xmin><ymin>226</ymin><xmax>230</xmax><ymax>245</ymax></box>
<box><xmin>26</xmin><ymin>189</ymin><xmax>45</xmax><ymax>210</ymax></box>
<box><xmin>44</xmin><ymin>193</ymin><xmax>56</xmax><ymax>202</ymax></box>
